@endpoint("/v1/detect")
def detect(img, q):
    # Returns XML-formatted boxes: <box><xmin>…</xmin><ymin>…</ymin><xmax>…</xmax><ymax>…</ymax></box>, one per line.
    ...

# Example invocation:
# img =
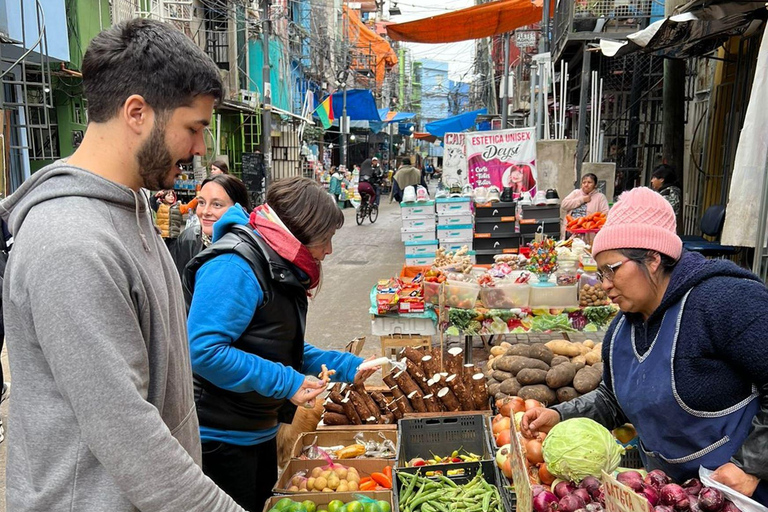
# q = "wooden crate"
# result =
<box><xmin>274</xmin><ymin>458</ymin><xmax>394</xmax><ymax>494</ymax></box>
<box><xmin>291</xmin><ymin>429</ymin><xmax>397</xmax><ymax>459</ymax></box>
<box><xmin>380</xmin><ymin>334</ymin><xmax>431</xmax><ymax>361</ymax></box>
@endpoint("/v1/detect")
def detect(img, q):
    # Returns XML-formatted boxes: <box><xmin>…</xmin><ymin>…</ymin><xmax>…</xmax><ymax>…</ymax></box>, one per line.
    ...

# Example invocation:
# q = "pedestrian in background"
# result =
<box><xmin>151</xmin><ymin>189</ymin><xmax>199</xmax><ymax>246</ymax></box>
<box><xmin>210</xmin><ymin>160</ymin><xmax>229</xmax><ymax>176</ymax></box>
<box><xmin>650</xmin><ymin>164</ymin><xmax>682</xmax><ymax>217</ymax></box>
<box><xmin>0</xmin><ymin>18</ymin><xmax>245</xmax><ymax>512</ymax></box>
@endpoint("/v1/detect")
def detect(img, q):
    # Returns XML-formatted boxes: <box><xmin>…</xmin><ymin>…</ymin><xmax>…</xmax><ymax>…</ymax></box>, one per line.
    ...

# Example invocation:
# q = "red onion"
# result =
<box><xmin>555</xmin><ymin>481</ymin><xmax>578</xmax><ymax>499</ymax></box>
<box><xmin>580</xmin><ymin>476</ymin><xmax>602</xmax><ymax>499</ymax></box>
<box><xmin>689</xmin><ymin>495</ymin><xmax>701</xmax><ymax>512</ymax></box>
<box><xmin>532</xmin><ymin>485</ymin><xmax>549</xmax><ymax>498</ymax></box>
<box><xmin>645</xmin><ymin>470</ymin><xmax>672</xmax><ymax>491</ymax></box>
<box><xmin>559</xmin><ymin>494</ymin><xmax>588</xmax><ymax>512</ymax></box>
<box><xmin>594</xmin><ymin>487</ymin><xmax>606</xmax><ymax>506</ymax></box>
<box><xmin>682</xmin><ymin>479</ymin><xmax>703</xmax><ymax>496</ymax></box>
<box><xmin>618</xmin><ymin>471</ymin><xmax>645</xmax><ymax>492</ymax></box>
<box><xmin>698</xmin><ymin>488</ymin><xmax>725</xmax><ymax>512</ymax></box>
<box><xmin>660</xmin><ymin>484</ymin><xmax>691</xmax><ymax>511</ymax></box>
<box><xmin>656</xmin><ymin>507</ymin><xmax>676</xmax><ymax>512</ymax></box>
<box><xmin>642</xmin><ymin>484</ymin><xmax>660</xmax><ymax>507</ymax></box>
<box><xmin>586</xmin><ymin>503</ymin><xmax>605</xmax><ymax>512</ymax></box>
<box><xmin>534</xmin><ymin>491</ymin><xmax>559</xmax><ymax>512</ymax></box>
<box><xmin>721</xmin><ymin>501</ymin><xmax>742</xmax><ymax>512</ymax></box>
<box><xmin>573</xmin><ymin>488</ymin><xmax>592</xmax><ymax>504</ymax></box>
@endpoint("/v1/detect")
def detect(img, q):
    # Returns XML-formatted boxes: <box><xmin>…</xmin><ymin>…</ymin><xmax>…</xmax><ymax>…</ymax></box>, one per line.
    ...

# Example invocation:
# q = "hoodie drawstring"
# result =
<box><xmin>132</xmin><ymin>189</ymin><xmax>151</xmax><ymax>252</ymax></box>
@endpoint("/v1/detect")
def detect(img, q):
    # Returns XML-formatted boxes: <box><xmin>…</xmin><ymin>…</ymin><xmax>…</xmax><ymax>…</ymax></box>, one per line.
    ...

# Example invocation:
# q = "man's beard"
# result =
<box><xmin>136</xmin><ymin>117</ymin><xmax>191</xmax><ymax>190</ymax></box>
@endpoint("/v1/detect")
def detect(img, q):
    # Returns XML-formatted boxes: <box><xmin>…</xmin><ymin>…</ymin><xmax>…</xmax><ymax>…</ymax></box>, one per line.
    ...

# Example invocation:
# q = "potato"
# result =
<box><xmin>550</xmin><ymin>355</ymin><xmax>570</xmax><ymax>367</ymax></box>
<box><xmin>307</xmin><ymin>477</ymin><xmax>316</xmax><ymax>490</ymax></box>
<box><xmin>592</xmin><ymin>362</ymin><xmax>604</xmax><ymax>375</ymax></box>
<box><xmin>528</xmin><ymin>343</ymin><xmax>554</xmax><ymax>365</ymax></box>
<box><xmin>505</xmin><ymin>344</ymin><xmax>532</xmax><ymax>358</ymax></box>
<box><xmin>556</xmin><ymin>386</ymin><xmax>580</xmax><ymax>403</ymax></box>
<box><xmin>518</xmin><ymin>384</ymin><xmax>556</xmax><ymax>405</ymax></box>
<box><xmin>578</xmin><ymin>343</ymin><xmax>591</xmax><ymax>356</ymax></box>
<box><xmin>499</xmin><ymin>377</ymin><xmax>522</xmax><ymax>396</ymax></box>
<box><xmin>585</xmin><ymin>349</ymin><xmax>602</xmax><ymax>365</ymax></box>
<box><xmin>545</xmin><ymin>340</ymin><xmax>582</xmax><ymax>357</ymax></box>
<box><xmin>594</xmin><ymin>342</ymin><xmax>603</xmax><ymax>352</ymax></box>
<box><xmin>492</xmin><ymin>370</ymin><xmax>514</xmax><ymax>382</ymax></box>
<box><xmin>490</xmin><ymin>346</ymin><xmax>506</xmax><ymax>357</ymax></box>
<box><xmin>311</xmin><ymin>467</ymin><xmax>323</xmax><ymax>478</ymax></box>
<box><xmin>573</xmin><ymin>367</ymin><xmax>602</xmax><ymax>394</ymax></box>
<box><xmin>500</xmin><ymin>341</ymin><xmax>512</xmax><ymax>350</ymax></box>
<box><xmin>337</xmin><ymin>482</ymin><xmax>349</xmax><ymax>493</ymax></box>
<box><xmin>571</xmin><ymin>355</ymin><xmax>586</xmax><ymax>371</ymax></box>
<box><xmin>583</xmin><ymin>339</ymin><xmax>595</xmax><ymax>349</ymax></box>
<box><xmin>314</xmin><ymin>476</ymin><xmax>328</xmax><ymax>490</ymax></box>
<box><xmin>516</xmin><ymin>368</ymin><xmax>548</xmax><ymax>385</ymax></box>
<box><xmin>495</xmin><ymin>355</ymin><xmax>550</xmax><ymax>375</ymax></box>
<box><xmin>495</xmin><ymin>391</ymin><xmax>510</xmax><ymax>401</ymax></box>
<box><xmin>488</xmin><ymin>382</ymin><xmax>502</xmax><ymax>396</ymax></box>
<box><xmin>546</xmin><ymin>362</ymin><xmax>577</xmax><ymax>389</ymax></box>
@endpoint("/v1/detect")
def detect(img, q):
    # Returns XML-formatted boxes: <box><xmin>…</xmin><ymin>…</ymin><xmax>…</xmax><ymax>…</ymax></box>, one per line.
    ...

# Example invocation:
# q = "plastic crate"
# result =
<box><xmin>394</xmin><ymin>461</ymin><xmax>513</xmax><ymax>512</ymax></box>
<box><xmin>620</xmin><ymin>447</ymin><xmax>644</xmax><ymax>469</ymax></box>
<box><xmin>396</xmin><ymin>414</ymin><xmax>492</xmax><ymax>468</ymax></box>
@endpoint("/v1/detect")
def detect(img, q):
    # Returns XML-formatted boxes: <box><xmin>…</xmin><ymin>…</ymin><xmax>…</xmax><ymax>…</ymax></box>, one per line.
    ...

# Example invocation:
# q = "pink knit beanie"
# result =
<box><xmin>592</xmin><ymin>187</ymin><xmax>682</xmax><ymax>259</ymax></box>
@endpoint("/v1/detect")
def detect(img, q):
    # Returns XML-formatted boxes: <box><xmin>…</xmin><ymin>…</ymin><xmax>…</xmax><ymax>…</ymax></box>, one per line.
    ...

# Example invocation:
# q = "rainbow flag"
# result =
<box><xmin>313</xmin><ymin>95</ymin><xmax>334</xmax><ymax>129</ymax></box>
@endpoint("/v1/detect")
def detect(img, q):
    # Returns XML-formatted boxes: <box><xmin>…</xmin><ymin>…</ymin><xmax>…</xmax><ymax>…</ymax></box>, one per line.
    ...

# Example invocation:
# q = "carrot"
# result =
<box><xmin>360</xmin><ymin>477</ymin><xmax>373</xmax><ymax>485</ymax></box>
<box><xmin>360</xmin><ymin>480</ymin><xmax>377</xmax><ymax>491</ymax></box>
<box><xmin>371</xmin><ymin>472</ymin><xmax>392</xmax><ymax>489</ymax></box>
<box><xmin>575</xmin><ymin>218</ymin><xmax>585</xmax><ymax>227</ymax></box>
<box><xmin>566</xmin><ymin>215</ymin><xmax>574</xmax><ymax>223</ymax></box>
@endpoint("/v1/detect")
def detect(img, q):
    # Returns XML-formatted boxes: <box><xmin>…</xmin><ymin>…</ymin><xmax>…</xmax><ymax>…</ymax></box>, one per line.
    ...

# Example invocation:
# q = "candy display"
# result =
<box><xmin>527</xmin><ymin>237</ymin><xmax>558</xmax><ymax>279</ymax></box>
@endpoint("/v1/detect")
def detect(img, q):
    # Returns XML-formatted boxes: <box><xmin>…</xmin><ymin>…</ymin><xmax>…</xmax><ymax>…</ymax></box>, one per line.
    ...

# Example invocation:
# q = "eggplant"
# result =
<box><xmin>698</xmin><ymin>488</ymin><xmax>725</xmax><ymax>512</ymax></box>
<box><xmin>534</xmin><ymin>491</ymin><xmax>559</xmax><ymax>512</ymax></box>
<box><xmin>660</xmin><ymin>484</ymin><xmax>691</xmax><ymax>511</ymax></box>
<box><xmin>645</xmin><ymin>470</ymin><xmax>672</xmax><ymax>491</ymax></box>
<box><xmin>682</xmin><ymin>479</ymin><xmax>703</xmax><ymax>496</ymax></box>
<box><xmin>559</xmin><ymin>494</ymin><xmax>588</xmax><ymax>512</ymax></box>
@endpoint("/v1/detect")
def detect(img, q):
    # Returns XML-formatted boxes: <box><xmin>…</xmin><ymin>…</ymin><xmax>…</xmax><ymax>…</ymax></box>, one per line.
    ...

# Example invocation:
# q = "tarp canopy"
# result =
<box><xmin>424</xmin><ymin>108</ymin><xmax>488</xmax><ymax>138</ymax></box>
<box><xmin>346</xmin><ymin>6</ymin><xmax>398</xmax><ymax>84</ymax></box>
<box><xmin>598</xmin><ymin>1</ymin><xmax>766</xmax><ymax>58</ymax></box>
<box><xmin>314</xmin><ymin>89</ymin><xmax>381</xmax><ymax>121</ymax></box>
<box><xmin>414</xmin><ymin>132</ymin><xmax>439</xmax><ymax>143</ymax></box>
<box><xmin>386</xmin><ymin>0</ymin><xmax>551</xmax><ymax>44</ymax></box>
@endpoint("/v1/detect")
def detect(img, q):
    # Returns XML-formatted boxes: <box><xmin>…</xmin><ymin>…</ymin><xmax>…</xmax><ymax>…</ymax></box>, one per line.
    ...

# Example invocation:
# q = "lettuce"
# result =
<box><xmin>542</xmin><ymin>418</ymin><xmax>625</xmax><ymax>483</ymax></box>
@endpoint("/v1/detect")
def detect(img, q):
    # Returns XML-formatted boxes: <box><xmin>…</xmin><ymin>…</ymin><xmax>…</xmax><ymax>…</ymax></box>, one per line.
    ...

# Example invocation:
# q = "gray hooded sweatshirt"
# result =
<box><xmin>0</xmin><ymin>162</ymin><xmax>244</xmax><ymax>511</ymax></box>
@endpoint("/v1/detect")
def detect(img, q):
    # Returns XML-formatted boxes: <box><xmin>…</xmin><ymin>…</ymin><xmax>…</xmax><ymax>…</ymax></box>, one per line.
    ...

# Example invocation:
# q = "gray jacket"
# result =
<box><xmin>0</xmin><ymin>162</ymin><xmax>243</xmax><ymax>511</ymax></box>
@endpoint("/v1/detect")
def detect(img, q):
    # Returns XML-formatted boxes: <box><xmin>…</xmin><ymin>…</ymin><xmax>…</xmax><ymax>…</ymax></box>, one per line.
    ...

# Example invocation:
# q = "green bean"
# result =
<box><xmin>401</xmin><ymin>472</ymin><xmax>420</xmax><ymax>505</ymax></box>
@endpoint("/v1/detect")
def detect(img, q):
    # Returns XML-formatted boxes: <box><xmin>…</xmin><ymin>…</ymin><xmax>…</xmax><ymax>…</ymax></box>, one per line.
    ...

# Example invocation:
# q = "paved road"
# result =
<box><xmin>0</xmin><ymin>198</ymin><xmax>406</xmax><ymax>509</ymax></box>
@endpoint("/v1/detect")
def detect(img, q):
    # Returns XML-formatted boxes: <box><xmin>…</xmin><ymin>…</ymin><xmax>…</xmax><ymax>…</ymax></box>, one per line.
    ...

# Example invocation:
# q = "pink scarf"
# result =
<box><xmin>249</xmin><ymin>205</ymin><xmax>320</xmax><ymax>292</ymax></box>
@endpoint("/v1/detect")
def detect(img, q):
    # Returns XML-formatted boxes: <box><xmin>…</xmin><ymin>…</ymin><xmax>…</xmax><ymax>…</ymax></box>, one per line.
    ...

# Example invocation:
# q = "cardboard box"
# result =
<box><xmin>263</xmin><ymin>491</ymin><xmax>392</xmax><ymax>512</ymax></box>
<box><xmin>602</xmin><ymin>470</ymin><xmax>651</xmax><ymax>512</ymax></box>
<box><xmin>291</xmin><ymin>430</ymin><xmax>398</xmax><ymax>459</ymax></box>
<box><xmin>510</xmin><ymin>416</ymin><xmax>533</xmax><ymax>512</ymax></box>
<box><xmin>398</xmin><ymin>298</ymin><xmax>425</xmax><ymax>314</ymax></box>
<box><xmin>274</xmin><ymin>459</ymin><xmax>394</xmax><ymax>494</ymax></box>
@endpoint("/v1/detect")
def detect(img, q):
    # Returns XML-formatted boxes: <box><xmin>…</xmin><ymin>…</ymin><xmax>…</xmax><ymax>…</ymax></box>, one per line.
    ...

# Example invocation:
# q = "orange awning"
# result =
<box><xmin>414</xmin><ymin>132</ymin><xmax>438</xmax><ymax>143</ymax></box>
<box><xmin>346</xmin><ymin>6</ymin><xmax>398</xmax><ymax>85</ymax></box>
<box><xmin>386</xmin><ymin>0</ymin><xmax>551</xmax><ymax>44</ymax></box>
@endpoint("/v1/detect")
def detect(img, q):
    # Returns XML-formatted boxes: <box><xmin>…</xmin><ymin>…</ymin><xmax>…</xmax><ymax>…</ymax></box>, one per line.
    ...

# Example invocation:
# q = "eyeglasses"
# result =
<box><xmin>596</xmin><ymin>259</ymin><xmax>630</xmax><ymax>282</ymax></box>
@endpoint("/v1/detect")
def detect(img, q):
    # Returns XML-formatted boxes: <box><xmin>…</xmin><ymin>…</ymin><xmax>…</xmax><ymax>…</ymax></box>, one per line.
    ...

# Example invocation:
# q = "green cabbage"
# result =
<box><xmin>542</xmin><ymin>418</ymin><xmax>625</xmax><ymax>482</ymax></box>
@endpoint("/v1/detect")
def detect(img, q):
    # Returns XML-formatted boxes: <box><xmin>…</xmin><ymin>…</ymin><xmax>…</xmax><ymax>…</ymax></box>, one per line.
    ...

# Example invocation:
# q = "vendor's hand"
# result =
<box><xmin>521</xmin><ymin>408</ymin><xmax>560</xmax><ymax>439</ymax></box>
<box><xmin>582</xmin><ymin>195</ymin><xmax>592</xmax><ymax>203</ymax></box>
<box><xmin>289</xmin><ymin>377</ymin><xmax>326</xmax><ymax>409</ymax></box>
<box><xmin>711</xmin><ymin>462</ymin><xmax>760</xmax><ymax>497</ymax></box>
<box><xmin>354</xmin><ymin>356</ymin><xmax>379</xmax><ymax>387</ymax></box>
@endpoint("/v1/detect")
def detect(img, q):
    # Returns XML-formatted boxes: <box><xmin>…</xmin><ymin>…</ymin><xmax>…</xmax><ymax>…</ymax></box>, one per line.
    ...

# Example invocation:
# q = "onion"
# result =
<box><xmin>660</xmin><ymin>484</ymin><xmax>690</xmax><ymax>511</ymax></box>
<box><xmin>617</xmin><ymin>471</ymin><xmax>645</xmax><ymax>492</ymax></box>
<box><xmin>645</xmin><ymin>470</ymin><xmax>672</xmax><ymax>491</ymax></box>
<box><xmin>682</xmin><ymin>479</ymin><xmax>702</xmax><ymax>496</ymax></box>
<box><xmin>721</xmin><ymin>501</ymin><xmax>742</xmax><ymax>512</ymax></box>
<box><xmin>539</xmin><ymin>464</ymin><xmax>556</xmax><ymax>486</ymax></box>
<box><xmin>586</xmin><ymin>503</ymin><xmax>605</xmax><ymax>512</ymax></box>
<box><xmin>698</xmin><ymin>488</ymin><xmax>725</xmax><ymax>512</ymax></box>
<box><xmin>532</xmin><ymin>485</ymin><xmax>549</xmax><ymax>498</ymax></box>
<box><xmin>559</xmin><ymin>494</ymin><xmax>587</xmax><ymax>512</ymax></box>
<box><xmin>689</xmin><ymin>495</ymin><xmax>701</xmax><ymax>512</ymax></box>
<box><xmin>594</xmin><ymin>487</ymin><xmax>606</xmax><ymax>506</ymax></box>
<box><xmin>526</xmin><ymin>439</ymin><xmax>545</xmax><ymax>464</ymax></box>
<box><xmin>525</xmin><ymin>398</ymin><xmax>544</xmax><ymax>411</ymax></box>
<box><xmin>642</xmin><ymin>484</ymin><xmax>660</xmax><ymax>507</ymax></box>
<box><xmin>580</xmin><ymin>476</ymin><xmax>602</xmax><ymax>499</ymax></box>
<box><xmin>656</xmin><ymin>507</ymin><xmax>676</xmax><ymax>512</ymax></box>
<box><xmin>555</xmin><ymin>481</ymin><xmax>578</xmax><ymax>499</ymax></box>
<box><xmin>573</xmin><ymin>488</ymin><xmax>592</xmax><ymax>504</ymax></box>
<box><xmin>533</xmin><ymin>491</ymin><xmax>559</xmax><ymax>512</ymax></box>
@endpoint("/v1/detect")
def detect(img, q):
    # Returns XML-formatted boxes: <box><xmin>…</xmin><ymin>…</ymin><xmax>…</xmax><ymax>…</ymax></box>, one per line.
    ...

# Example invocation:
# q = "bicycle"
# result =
<box><xmin>355</xmin><ymin>192</ymin><xmax>379</xmax><ymax>225</ymax></box>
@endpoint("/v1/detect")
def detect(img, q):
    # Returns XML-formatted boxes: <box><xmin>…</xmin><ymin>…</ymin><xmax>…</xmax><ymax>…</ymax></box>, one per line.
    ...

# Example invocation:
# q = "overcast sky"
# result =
<box><xmin>384</xmin><ymin>0</ymin><xmax>476</xmax><ymax>83</ymax></box>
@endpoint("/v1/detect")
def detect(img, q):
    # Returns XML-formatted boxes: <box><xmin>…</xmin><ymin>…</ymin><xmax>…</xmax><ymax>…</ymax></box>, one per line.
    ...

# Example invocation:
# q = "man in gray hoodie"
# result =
<box><xmin>0</xmin><ymin>19</ymin><xmax>245</xmax><ymax>511</ymax></box>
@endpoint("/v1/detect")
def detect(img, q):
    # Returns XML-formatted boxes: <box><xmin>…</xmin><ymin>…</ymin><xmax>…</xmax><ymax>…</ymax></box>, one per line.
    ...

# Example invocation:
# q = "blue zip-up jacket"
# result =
<box><xmin>187</xmin><ymin>206</ymin><xmax>363</xmax><ymax>445</ymax></box>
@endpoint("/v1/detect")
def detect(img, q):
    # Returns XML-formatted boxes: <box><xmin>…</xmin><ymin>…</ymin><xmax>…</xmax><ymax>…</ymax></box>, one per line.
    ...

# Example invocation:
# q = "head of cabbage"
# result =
<box><xmin>542</xmin><ymin>418</ymin><xmax>625</xmax><ymax>483</ymax></box>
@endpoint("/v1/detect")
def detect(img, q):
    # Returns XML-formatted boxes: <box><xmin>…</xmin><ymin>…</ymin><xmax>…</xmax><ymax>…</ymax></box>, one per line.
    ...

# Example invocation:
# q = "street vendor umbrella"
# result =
<box><xmin>424</xmin><ymin>108</ymin><xmax>487</xmax><ymax>139</ymax></box>
<box><xmin>386</xmin><ymin>0</ymin><xmax>553</xmax><ymax>44</ymax></box>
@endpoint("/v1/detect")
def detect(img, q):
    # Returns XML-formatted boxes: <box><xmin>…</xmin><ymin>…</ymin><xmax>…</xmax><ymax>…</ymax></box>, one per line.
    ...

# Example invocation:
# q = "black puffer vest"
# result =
<box><xmin>183</xmin><ymin>224</ymin><xmax>308</xmax><ymax>430</ymax></box>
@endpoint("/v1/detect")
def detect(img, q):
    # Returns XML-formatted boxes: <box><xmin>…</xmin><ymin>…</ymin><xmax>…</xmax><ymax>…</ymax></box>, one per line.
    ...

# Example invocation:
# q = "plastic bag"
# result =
<box><xmin>699</xmin><ymin>466</ymin><xmax>768</xmax><ymax>512</ymax></box>
<box><xmin>185</xmin><ymin>212</ymin><xmax>200</xmax><ymax>231</ymax></box>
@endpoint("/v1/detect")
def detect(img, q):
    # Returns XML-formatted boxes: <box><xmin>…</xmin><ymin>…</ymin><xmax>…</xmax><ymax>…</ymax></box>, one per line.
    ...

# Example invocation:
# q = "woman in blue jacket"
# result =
<box><xmin>523</xmin><ymin>187</ymin><xmax>768</xmax><ymax>505</ymax></box>
<box><xmin>184</xmin><ymin>177</ymin><xmax>375</xmax><ymax>511</ymax></box>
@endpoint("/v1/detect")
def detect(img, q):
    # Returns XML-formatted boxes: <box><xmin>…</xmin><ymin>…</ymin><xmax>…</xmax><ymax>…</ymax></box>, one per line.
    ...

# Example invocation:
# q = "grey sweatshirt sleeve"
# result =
<box><xmin>24</xmin><ymin>243</ymin><xmax>245</xmax><ymax>512</ymax></box>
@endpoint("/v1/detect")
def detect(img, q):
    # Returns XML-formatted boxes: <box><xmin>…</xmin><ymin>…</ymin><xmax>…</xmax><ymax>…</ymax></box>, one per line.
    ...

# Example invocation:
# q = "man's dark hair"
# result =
<box><xmin>651</xmin><ymin>164</ymin><xmax>677</xmax><ymax>186</ymax></box>
<box><xmin>82</xmin><ymin>18</ymin><xmax>223</xmax><ymax>123</ymax></box>
<box><xmin>402</xmin><ymin>157</ymin><xmax>411</xmax><ymax>166</ymax></box>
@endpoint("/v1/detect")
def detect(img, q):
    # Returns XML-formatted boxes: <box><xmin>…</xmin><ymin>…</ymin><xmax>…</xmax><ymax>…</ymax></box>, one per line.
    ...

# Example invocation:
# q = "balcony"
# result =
<box><xmin>553</xmin><ymin>0</ymin><xmax>664</xmax><ymax>60</ymax></box>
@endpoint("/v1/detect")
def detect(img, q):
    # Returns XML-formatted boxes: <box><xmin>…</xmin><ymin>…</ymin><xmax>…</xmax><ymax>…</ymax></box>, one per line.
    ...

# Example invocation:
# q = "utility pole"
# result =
<box><xmin>341</xmin><ymin>1</ymin><xmax>349</xmax><ymax>170</ymax></box>
<box><xmin>261</xmin><ymin>0</ymin><xmax>272</xmax><ymax>189</ymax></box>
<box><xmin>501</xmin><ymin>32</ymin><xmax>511</xmax><ymax>128</ymax></box>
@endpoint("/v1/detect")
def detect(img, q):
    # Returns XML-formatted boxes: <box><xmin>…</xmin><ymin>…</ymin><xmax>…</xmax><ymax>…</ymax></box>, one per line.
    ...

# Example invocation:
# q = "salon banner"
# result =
<box><xmin>442</xmin><ymin>132</ymin><xmax>468</xmax><ymax>187</ymax></box>
<box><xmin>466</xmin><ymin>128</ymin><xmax>537</xmax><ymax>196</ymax></box>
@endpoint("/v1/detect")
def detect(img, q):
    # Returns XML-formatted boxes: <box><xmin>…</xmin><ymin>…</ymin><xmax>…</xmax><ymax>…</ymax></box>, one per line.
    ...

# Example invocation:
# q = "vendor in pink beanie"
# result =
<box><xmin>522</xmin><ymin>187</ymin><xmax>768</xmax><ymax>502</ymax></box>
<box><xmin>592</xmin><ymin>186</ymin><xmax>682</xmax><ymax>259</ymax></box>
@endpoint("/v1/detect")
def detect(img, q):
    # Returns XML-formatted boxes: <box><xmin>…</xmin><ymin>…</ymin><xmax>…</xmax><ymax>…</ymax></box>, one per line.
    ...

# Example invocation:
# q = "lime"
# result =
<box><xmin>377</xmin><ymin>501</ymin><xmax>391</xmax><ymax>512</ymax></box>
<box><xmin>287</xmin><ymin>504</ymin><xmax>307</xmax><ymax>512</ymax></box>
<box><xmin>362</xmin><ymin>502</ymin><xmax>382</xmax><ymax>512</ymax></box>
<box><xmin>274</xmin><ymin>498</ymin><xmax>296</xmax><ymax>511</ymax></box>
<box><xmin>302</xmin><ymin>500</ymin><xmax>317</xmax><ymax>512</ymax></box>
<box><xmin>327</xmin><ymin>499</ymin><xmax>345</xmax><ymax>512</ymax></box>
<box><xmin>346</xmin><ymin>501</ymin><xmax>364</xmax><ymax>512</ymax></box>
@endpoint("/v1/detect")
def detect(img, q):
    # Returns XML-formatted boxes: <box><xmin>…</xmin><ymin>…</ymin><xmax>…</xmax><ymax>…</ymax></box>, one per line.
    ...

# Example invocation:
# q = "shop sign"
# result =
<box><xmin>602</xmin><ymin>471</ymin><xmax>652</xmax><ymax>512</ymax></box>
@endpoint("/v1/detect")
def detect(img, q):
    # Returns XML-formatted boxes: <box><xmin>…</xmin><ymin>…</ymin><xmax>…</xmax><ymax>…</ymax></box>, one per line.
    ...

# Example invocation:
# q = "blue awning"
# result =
<box><xmin>424</xmin><ymin>108</ymin><xmax>488</xmax><ymax>138</ymax></box>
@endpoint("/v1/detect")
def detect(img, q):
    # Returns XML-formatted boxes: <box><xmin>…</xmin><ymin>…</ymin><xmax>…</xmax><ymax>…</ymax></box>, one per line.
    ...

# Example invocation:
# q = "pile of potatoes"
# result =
<box><xmin>286</xmin><ymin>464</ymin><xmax>361</xmax><ymax>493</ymax></box>
<box><xmin>485</xmin><ymin>339</ymin><xmax>603</xmax><ymax>405</ymax></box>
